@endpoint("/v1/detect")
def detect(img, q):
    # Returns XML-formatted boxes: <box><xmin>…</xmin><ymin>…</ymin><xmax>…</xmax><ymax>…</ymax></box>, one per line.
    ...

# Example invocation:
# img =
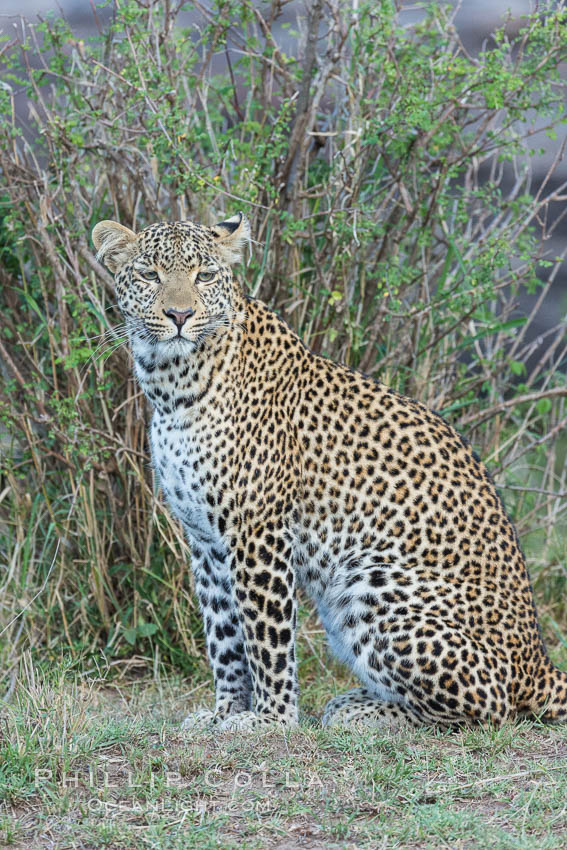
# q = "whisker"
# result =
<box><xmin>82</xmin><ymin>338</ymin><xmax>128</xmax><ymax>372</ymax></box>
<box><xmin>76</xmin><ymin>322</ymin><xmax>129</xmax><ymax>345</ymax></box>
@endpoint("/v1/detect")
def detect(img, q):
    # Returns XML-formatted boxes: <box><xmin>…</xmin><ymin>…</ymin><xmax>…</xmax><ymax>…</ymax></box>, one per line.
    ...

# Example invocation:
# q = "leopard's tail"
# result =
<box><xmin>525</xmin><ymin>660</ymin><xmax>567</xmax><ymax>722</ymax></box>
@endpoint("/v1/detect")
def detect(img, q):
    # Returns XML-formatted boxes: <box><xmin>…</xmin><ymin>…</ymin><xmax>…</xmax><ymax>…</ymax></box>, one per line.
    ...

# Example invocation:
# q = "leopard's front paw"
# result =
<box><xmin>218</xmin><ymin>710</ymin><xmax>262</xmax><ymax>732</ymax></box>
<box><xmin>218</xmin><ymin>710</ymin><xmax>297</xmax><ymax>732</ymax></box>
<box><xmin>180</xmin><ymin>708</ymin><xmax>216</xmax><ymax>732</ymax></box>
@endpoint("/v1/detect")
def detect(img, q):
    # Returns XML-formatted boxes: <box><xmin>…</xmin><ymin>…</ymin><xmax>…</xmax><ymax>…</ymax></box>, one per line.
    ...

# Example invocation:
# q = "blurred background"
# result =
<box><xmin>1</xmin><ymin>0</ymin><xmax>564</xmax><ymax>330</ymax></box>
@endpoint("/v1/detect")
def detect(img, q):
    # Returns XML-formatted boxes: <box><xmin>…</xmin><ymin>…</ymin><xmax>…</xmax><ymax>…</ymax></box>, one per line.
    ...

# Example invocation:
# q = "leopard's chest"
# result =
<box><xmin>150</xmin><ymin>412</ymin><xmax>222</xmax><ymax>548</ymax></box>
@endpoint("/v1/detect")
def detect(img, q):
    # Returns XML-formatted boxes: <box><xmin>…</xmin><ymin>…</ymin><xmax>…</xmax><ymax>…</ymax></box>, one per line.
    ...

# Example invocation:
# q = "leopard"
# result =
<box><xmin>92</xmin><ymin>212</ymin><xmax>567</xmax><ymax>732</ymax></box>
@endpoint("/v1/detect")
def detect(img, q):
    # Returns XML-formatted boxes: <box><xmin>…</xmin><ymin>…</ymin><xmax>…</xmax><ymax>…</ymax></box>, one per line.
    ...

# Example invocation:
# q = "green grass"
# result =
<box><xmin>2</xmin><ymin>621</ymin><xmax>567</xmax><ymax>850</ymax></box>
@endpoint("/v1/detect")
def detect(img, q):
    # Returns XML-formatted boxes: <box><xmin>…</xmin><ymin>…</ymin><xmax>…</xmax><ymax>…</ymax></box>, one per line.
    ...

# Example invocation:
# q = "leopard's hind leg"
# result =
<box><xmin>322</xmin><ymin>688</ymin><xmax>424</xmax><ymax>729</ymax></box>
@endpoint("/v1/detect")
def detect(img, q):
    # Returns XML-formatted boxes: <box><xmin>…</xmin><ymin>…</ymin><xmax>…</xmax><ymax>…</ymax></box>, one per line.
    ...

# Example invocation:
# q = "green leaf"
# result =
<box><xmin>123</xmin><ymin>627</ymin><xmax>137</xmax><ymax>646</ymax></box>
<box><xmin>510</xmin><ymin>361</ymin><xmax>526</xmax><ymax>377</ymax></box>
<box><xmin>137</xmin><ymin>622</ymin><xmax>159</xmax><ymax>638</ymax></box>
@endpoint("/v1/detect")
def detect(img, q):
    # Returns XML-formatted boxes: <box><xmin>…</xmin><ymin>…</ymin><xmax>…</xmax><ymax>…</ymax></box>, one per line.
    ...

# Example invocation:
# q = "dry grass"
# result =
<box><xmin>2</xmin><ymin>646</ymin><xmax>567</xmax><ymax>850</ymax></box>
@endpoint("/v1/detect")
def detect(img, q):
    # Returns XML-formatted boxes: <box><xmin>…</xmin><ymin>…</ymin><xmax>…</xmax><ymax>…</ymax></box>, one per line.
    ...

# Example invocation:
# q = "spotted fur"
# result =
<box><xmin>92</xmin><ymin>214</ymin><xmax>567</xmax><ymax>732</ymax></box>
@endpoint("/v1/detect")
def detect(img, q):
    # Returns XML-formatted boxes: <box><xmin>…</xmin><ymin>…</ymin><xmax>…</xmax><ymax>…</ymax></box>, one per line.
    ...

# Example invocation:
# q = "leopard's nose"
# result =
<box><xmin>164</xmin><ymin>307</ymin><xmax>194</xmax><ymax>328</ymax></box>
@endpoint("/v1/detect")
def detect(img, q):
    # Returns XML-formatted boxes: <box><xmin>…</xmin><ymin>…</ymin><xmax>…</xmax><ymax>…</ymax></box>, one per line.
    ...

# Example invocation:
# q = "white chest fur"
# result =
<box><xmin>149</xmin><ymin>412</ymin><xmax>221</xmax><ymax>548</ymax></box>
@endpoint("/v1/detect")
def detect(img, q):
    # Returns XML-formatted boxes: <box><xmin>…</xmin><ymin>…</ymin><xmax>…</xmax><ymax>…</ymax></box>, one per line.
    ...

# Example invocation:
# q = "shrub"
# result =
<box><xmin>1</xmin><ymin>0</ymin><xmax>567</xmax><ymax>682</ymax></box>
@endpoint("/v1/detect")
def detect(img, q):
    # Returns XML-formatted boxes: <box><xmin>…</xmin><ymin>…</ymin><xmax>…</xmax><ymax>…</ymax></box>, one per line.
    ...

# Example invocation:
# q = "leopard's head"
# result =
<box><xmin>92</xmin><ymin>214</ymin><xmax>250</xmax><ymax>354</ymax></box>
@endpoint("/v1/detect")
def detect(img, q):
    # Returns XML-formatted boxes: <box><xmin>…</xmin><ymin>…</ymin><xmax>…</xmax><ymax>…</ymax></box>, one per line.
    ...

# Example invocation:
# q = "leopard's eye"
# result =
<box><xmin>140</xmin><ymin>269</ymin><xmax>160</xmax><ymax>282</ymax></box>
<box><xmin>197</xmin><ymin>271</ymin><xmax>216</xmax><ymax>283</ymax></box>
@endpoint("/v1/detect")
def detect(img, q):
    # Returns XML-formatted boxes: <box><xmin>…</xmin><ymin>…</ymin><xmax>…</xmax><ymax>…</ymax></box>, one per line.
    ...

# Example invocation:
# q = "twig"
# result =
<box><xmin>462</xmin><ymin>389</ymin><xmax>567</xmax><ymax>428</ymax></box>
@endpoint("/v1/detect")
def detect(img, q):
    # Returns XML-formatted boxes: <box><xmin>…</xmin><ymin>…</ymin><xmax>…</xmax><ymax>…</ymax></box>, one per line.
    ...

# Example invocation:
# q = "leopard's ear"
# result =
<box><xmin>92</xmin><ymin>220</ymin><xmax>137</xmax><ymax>273</ymax></box>
<box><xmin>210</xmin><ymin>212</ymin><xmax>250</xmax><ymax>264</ymax></box>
